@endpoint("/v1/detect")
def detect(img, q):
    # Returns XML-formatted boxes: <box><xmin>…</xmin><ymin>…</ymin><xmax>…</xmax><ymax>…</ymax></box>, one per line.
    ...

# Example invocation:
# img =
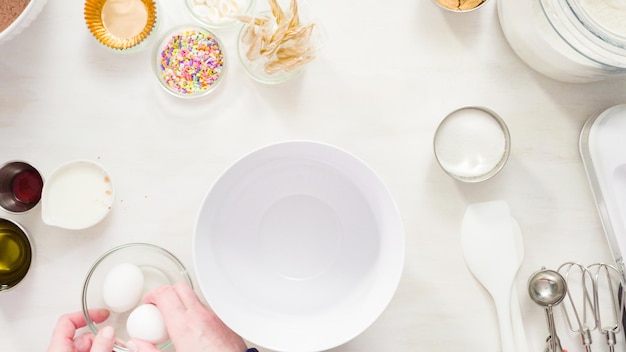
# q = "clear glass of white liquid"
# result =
<box><xmin>434</xmin><ymin>107</ymin><xmax>511</xmax><ymax>182</ymax></box>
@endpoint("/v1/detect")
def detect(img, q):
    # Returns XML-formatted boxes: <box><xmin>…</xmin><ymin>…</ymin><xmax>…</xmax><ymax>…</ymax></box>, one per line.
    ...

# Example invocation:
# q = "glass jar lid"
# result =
<box><xmin>540</xmin><ymin>0</ymin><xmax>626</xmax><ymax>69</ymax></box>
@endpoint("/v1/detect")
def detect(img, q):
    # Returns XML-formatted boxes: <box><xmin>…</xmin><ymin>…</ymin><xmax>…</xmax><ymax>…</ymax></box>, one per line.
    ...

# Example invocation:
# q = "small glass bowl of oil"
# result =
<box><xmin>0</xmin><ymin>218</ymin><xmax>32</xmax><ymax>292</ymax></box>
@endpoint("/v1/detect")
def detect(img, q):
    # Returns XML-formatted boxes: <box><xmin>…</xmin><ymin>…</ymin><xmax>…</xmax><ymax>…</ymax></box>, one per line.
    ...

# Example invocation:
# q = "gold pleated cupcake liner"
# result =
<box><xmin>84</xmin><ymin>0</ymin><xmax>158</xmax><ymax>51</ymax></box>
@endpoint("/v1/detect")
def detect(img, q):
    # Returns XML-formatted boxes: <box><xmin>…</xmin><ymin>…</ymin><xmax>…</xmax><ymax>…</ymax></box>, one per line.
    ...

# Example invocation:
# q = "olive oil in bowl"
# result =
<box><xmin>0</xmin><ymin>219</ymin><xmax>32</xmax><ymax>291</ymax></box>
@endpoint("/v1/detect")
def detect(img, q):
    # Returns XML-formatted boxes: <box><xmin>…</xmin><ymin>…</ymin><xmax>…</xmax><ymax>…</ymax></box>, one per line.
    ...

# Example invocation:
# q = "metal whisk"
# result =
<box><xmin>588</xmin><ymin>263</ymin><xmax>625</xmax><ymax>352</ymax></box>
<box><xmin>558</xmin><ymin>262</ymin><xmax>597</xmax><ymax>352</ymax></box>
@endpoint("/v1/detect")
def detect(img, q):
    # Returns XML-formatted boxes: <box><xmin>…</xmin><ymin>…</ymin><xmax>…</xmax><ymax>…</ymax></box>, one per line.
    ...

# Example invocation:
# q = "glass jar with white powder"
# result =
<box><xmin>498</xmin><ymin>0</ymin><xmax>626</xmax><ymax>83</ymax></box>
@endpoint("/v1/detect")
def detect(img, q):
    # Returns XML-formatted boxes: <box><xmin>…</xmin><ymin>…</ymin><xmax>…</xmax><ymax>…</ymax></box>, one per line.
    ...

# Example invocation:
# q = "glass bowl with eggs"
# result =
<box><xmin>82</xmin><ymin>243</ymin><xmax>192</xmax><ymax>351</ymax></box>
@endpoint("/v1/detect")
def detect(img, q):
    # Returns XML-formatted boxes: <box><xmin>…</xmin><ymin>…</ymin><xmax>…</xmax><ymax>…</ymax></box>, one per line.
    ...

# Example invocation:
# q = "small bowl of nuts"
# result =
<box><xmin>432</xmin><ymin>0</ymin><xmax>488</xmax><ymax>12</ymax></box>
<box><xmin>236</xmin><ymin>0</ymin><xmax>324</xmax><ymax>84</ymax></box>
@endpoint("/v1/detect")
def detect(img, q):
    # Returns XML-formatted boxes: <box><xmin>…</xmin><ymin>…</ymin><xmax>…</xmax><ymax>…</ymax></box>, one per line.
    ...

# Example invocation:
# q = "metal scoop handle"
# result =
<box><xmin>543</xmin><ymin>335</ymin><xmax>563</xmax><ymax>352</ymax></box>
<box><xmin>545</xmin><ymin>307</ymin><xmax>563</xmax><ymax>352</ymax></box>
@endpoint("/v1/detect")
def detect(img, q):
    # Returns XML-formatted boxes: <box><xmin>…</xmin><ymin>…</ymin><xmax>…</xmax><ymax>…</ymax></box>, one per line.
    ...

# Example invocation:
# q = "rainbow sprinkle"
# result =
<box><xmin>158</xmin><ymin>29</ymin><xmax>225</xmax><ymax>95</ymax></box>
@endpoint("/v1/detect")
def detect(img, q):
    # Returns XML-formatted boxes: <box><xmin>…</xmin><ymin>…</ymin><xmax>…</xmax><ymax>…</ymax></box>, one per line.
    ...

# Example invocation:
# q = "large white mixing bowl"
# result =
<box><xmin>193</xmin><ymin>140</ymin><xmax>405</xmax><ymax>351</ymax></box>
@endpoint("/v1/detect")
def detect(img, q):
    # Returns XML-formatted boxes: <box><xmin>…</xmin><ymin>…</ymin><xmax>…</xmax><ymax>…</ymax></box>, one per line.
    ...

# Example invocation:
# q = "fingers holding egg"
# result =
<box><xmin>103</xmin><ymin>263</ymin><xmax>145</xmax><ymax>313</ymax></box>
<box><xmin>127</xmin><ymin>304</ymin><xmax>169</xmax><ymax>344</ymax></box>
<box><xmin>99</xmin><ymin>262</ymin><xmax>173</xmax><ymax>347</ymax></box>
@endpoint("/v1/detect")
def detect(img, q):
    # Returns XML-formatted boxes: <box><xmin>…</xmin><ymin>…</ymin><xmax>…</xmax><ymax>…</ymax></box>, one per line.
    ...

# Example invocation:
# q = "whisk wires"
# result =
<box><xmin>558</xmin><ymin>262</ymin><xmax>597</xmax><ymax>352</ymax></box>
<box><xmin>588</xmin><ymin>263</ymin><xmax>625</xmax><ymax>352</ymax></box>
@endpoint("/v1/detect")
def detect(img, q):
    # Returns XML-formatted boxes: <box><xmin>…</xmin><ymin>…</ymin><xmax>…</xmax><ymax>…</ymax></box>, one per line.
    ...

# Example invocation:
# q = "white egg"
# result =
<box><xmin>102</xmin><ymin>263</ymin><xmax>144</xmax><ymax>313</ymax></box>
<box><xmin>126</xmin><ymin>304</ymin><xmax>169</xmax><ymax>344</ymax></box>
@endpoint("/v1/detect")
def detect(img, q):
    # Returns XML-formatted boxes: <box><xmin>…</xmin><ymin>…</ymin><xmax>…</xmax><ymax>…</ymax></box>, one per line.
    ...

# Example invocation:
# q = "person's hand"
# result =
<box><xmin>127</xmin><ymin>282</ymin><xmax>248</xmax><ymax>352</ymax></box>
<box><xmin>47</xmin><ymin>309</ymin><xmax>115</xmax><ymax>352</ymax></box>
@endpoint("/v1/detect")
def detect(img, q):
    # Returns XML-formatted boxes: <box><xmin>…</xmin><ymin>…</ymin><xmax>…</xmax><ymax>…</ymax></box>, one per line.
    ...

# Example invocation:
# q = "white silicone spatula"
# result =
<box><xmin>461</xmin><ymin>201</ymin><xmax>521</xmax><ymax>352</ymax></box>
<box><xmin>510</xmin><ymin>218</ymin><xmax>529</xmax><ymax>352</ymax></box>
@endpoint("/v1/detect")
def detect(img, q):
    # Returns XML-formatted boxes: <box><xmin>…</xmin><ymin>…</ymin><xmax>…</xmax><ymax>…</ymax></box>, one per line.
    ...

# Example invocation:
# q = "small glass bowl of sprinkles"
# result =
<box><xmin>152</xmin><ymin>26</ymin><xmax>227</xmax><ymax>98</ymax></box>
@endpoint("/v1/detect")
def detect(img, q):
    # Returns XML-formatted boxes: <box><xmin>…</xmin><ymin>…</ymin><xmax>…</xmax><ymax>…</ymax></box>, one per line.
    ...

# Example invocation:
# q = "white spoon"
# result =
<box><xmin>461</xmin><ymin>201</ymin><xmax>521</xmax><ymax>352</ymax></box>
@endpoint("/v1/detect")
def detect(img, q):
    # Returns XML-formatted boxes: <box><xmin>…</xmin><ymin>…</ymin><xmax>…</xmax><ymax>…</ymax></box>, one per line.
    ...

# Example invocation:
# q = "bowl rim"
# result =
<box><xmin>0</xmin><ymin>0</ymin><xmax>48</xmax><ymax>43</ymax></box>
<box><xmin>82</xmin><ymin>242</ymin><xmax>193</xmax><ymax>352</ymax></box>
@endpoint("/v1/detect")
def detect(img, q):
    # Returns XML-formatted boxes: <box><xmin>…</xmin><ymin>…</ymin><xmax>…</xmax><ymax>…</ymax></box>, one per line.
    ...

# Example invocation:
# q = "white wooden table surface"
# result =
<box><xmin>2</xmin><ymin>0</ymin><xmax>626</xmax><ymax>351</ymax></box>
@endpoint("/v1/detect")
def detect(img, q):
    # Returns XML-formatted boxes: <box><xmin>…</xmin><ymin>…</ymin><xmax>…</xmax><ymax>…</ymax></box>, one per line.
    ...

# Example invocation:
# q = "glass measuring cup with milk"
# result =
<box><xmin>498</xmin><ymin>0</ymin><xmax>626</xmax><ymax>83</ymax></box>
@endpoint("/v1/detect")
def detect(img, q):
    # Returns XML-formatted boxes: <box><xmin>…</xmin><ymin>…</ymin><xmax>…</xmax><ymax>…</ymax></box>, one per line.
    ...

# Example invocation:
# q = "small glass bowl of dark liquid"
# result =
<box><xmin>0</xmin><ymin>161</ymin><xmax>44</xmax><ymax>213</ymax></box>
